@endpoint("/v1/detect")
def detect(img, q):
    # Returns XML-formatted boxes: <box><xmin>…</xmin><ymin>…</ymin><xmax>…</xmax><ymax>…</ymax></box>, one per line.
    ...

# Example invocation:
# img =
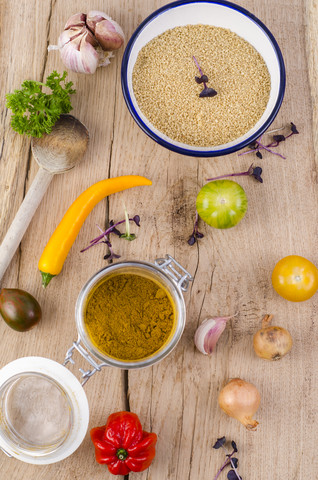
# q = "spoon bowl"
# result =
<box><xmin>31</xmin><ymin>115</ymin><xmax>89</xmax><ymax>173</ymax></box>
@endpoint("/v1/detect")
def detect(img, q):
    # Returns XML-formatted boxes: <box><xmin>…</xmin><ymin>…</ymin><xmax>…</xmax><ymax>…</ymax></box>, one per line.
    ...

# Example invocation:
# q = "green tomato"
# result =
<box><xmin>196</xmin><ymin>180</ymin><xmax>248</xmax><ymax>229</ymax></box>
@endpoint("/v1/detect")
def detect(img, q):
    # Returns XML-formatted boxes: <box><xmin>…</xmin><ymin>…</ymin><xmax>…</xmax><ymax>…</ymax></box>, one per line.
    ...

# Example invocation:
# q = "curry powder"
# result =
<box><xmin>84</xmin><ymin>273</ymin><xmax>175</xmax><ymax>361</ymax></box>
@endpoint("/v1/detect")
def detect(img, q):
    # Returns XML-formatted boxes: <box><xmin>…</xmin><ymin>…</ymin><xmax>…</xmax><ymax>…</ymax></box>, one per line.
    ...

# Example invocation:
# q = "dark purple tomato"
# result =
<box><xmin>0</xmin><ymin>288</ymin><xmax>42</xmax><ymax>332</ymax></box>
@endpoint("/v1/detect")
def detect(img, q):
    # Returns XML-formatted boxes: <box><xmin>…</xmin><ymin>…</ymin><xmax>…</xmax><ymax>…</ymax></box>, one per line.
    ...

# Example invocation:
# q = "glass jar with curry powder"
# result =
<box><xmin>0</xmin><ymin>255</ymin><xmax>192</xmax><ymax>464</ymax></box>
<box><xmin>73</xmin><ymin>255</ymin><xmax>193</xmax><ymax>369</ymax></box>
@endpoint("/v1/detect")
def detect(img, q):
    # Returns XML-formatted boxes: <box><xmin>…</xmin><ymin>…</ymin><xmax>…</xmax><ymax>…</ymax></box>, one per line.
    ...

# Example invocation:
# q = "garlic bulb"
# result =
<box><xmin>48</xmin><ymin>11</ymin><xmax>125</xmax><ymax>74</ymax></box>
<box><xmin>194</xmin><ymin>315</ymin><xmax>236</xmax><ymax>355</ymax></box>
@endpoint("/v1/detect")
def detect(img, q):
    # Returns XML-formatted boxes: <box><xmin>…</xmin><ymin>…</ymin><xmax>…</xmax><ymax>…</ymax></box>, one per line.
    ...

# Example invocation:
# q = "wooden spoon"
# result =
<box><xmin>0</xmin><ymin>115</ymin><xmax>89</xmax><ymax>283</ymax></box>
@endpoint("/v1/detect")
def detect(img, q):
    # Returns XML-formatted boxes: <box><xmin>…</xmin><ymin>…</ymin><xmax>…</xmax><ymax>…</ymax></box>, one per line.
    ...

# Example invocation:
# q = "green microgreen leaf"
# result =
<box><xmin>120</xmin><ymin>233</ymin><xmax>137</xmax><ymax>241</ymax></box>
<box><xmin>120</xmin><ymin>206</ymin><xmax>137</xmax><ymax>241</ymax></box>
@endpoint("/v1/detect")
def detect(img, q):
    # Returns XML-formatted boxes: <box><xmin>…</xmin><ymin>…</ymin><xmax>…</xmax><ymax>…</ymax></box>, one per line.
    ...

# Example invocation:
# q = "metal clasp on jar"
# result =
<box><xmin>155</xmin><ymin>254</ymin><xmax>193</xmax><ymax>292</ymax></box>
<box><xmin>63</xmin><ymin>337</ymin><xmax>108</xmax><ymax>386</ymax></box>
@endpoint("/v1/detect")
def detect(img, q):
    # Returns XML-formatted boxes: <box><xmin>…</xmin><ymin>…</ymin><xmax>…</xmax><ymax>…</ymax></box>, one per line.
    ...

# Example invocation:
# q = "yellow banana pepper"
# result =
<box><xmin>39</xmin><ymin>175</ymin><xmax>152</xmax><ymax>287</ymax></box>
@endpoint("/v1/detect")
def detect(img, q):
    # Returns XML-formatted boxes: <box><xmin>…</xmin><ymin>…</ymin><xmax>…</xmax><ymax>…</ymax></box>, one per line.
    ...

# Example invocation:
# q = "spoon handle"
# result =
<box><xmin>0</xmin><ymin>168</ymin><xmax>54</xmax><ymax>283</ymax></box>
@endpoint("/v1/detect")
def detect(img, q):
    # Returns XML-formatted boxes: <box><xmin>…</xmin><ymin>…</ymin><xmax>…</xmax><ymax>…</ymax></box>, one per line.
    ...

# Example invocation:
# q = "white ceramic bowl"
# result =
<box><xmin>121</xmin><ymin>0</ymin><xmax>286</xmax><ymax>157</ymax></box>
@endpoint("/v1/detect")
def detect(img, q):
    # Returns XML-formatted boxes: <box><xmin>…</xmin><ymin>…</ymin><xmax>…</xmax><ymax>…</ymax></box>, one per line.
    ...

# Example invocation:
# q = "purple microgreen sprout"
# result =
<box><xmin>213</xmin><ymin>437</ymin><xmax>226</xmax><ymax>449</ymax></box>
<box><xmin>80</xmin><ymin>213</ymin><xmax>140</xmax><ymax>261</ymax></box>
<box><xmin>195</xmin><ymin>74</ymin><xmax>209</xmax><ymax>84</ymax></box>
<box><xmin>239</xmin><ymin>135</ymin><xmax>286</xmax><ymax>159</ymax></box>
<box><xmin>239</xmin><ymin>122</ymin><xmax>299</xmax><ymax>159</ymax></box>
<box><xmin>290</xmin><ymin>122</ymin><xmax>299</xmax><ymax>134</ymax></box>
<box><xmin>80</xmin><ymin>224</ymin><xmax>121</xmax><ymax>260</ymax></box>
<box><xmin>80</xmin><ymin>225</ymin><xmax>121</xmax><ymax>261</ymax></box>
<box><xmin>213</xmin><ymin>437</ymin><xmax>242</xmax><ymax>480</ymax></box>
<box><xmin>206</xmin><ymin>163</ymin><xmax>263</xmax><ymax>183</ymax></box>
<box><xmin>80</xmin><ymin>221</ymin><xmax>125</xmax><ymax>252</ymax></box>
<box><xmin>192</xmin><ymin>56</ymin><xmax>217</xmax><ymax>98</ymax></box>
<box><xmin>272</xmin><ymin>134</ymin><xmax>285</xmax><ymax>143</ymax></box>
<box><xmin>200</xmin><ymin>87</ymin><xmax>218</xmax><ymax>98</ymax></box>
<box><xmin>103</xmin><ymin>243</ymin><xmax>121</xmax><ymax>261</ymax></box>
<box><xmin>108</xmin><ymin>220</ymin><xmax>122</xmax><ymax>237</ymax></box>
<box><xmin>227</xmin><ymin>471</ymin><xmax>242</xmax><ymax>480</ymax></box>
<box><xmin>188</xmin><ymin>211</ymin><xmax>204</xmax><ymax>246</ymax></box>
<box><xmin>132</xmin><ymin>215</ymin><xmax>140</xmax><ymax>227</ymax></box>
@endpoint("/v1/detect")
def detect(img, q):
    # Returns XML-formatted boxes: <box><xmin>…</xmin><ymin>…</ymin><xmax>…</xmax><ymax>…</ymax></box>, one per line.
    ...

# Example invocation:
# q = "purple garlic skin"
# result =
<box><xmin>49</xmin><ymin>11</ymin><xmax>125</xmax><ymax>74</ymax></box>
<box><xmin>194</xmin><ymin>315</ymin><xmax>236</xmax><ymax>355</ymax></box>
<box><xmin>86</xmin><ymin>11</ymin><xmax>124</xmax><ymax>51</ymax></box>
<box><xmin>64</xmin><ymin>13</ymin><xmax>86</xmax><ymax>29</ymax></box>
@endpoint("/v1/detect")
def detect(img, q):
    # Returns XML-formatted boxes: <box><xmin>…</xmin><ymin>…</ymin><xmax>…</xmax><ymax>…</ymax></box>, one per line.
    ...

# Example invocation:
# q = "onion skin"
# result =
<box><xmin>253</xmin><ymin>314</ymin><xmax>293</xmax><ymax>361</ymax></box>
<box><xmin>218</xmin><ymin>378</ymin><xmax>261</xmax><ymax>431</ymax></box>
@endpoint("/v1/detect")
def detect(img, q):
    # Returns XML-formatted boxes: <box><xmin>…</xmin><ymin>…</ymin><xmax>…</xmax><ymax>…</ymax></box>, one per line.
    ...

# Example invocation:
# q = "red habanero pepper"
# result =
<box><xmin>90</xmin><ymin>411</ymin><xmax>157</xmax><ymax>476</ymax></box>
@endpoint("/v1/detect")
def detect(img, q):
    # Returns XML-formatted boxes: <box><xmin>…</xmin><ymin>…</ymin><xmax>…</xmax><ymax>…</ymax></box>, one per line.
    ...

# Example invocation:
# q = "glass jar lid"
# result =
<box><xmin>0</xmin><ymin>357</ymin><xmax>89</xmax><ymax>464</ymax></box>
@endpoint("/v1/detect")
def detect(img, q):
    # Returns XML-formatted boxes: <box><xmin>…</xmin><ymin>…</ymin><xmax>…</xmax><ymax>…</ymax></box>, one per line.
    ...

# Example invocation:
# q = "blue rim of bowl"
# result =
<box><xmin>121</xmin><ymin>0</ymin><xmax>286</xmax><ymax>158</ymax></box>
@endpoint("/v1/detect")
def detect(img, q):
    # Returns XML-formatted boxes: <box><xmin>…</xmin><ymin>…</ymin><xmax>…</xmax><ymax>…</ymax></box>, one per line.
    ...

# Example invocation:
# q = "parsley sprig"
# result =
<box><xmin>6</xmin><ymin>71</ymin><xmax>76</xmax><ymax>138</ymax></box>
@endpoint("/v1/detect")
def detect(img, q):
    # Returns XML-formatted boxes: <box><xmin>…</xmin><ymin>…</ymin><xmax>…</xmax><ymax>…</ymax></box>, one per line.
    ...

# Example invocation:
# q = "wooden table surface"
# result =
<box><xmin>1</xmin><ymin>1</ymin><xmax>317</xmax><ymax>479</ymax></box>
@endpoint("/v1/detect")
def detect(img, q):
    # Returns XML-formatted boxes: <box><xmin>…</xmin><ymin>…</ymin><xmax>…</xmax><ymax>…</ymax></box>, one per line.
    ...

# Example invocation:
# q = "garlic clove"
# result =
<box><xmin>86</xmin><ymin>10</ymin><xmax>108</xmax><ymax>28</ymax></box>
<box><xmin>57</xmin><ymin>27</ymin><xmax>84</xmax><ymax>49</ymax></box>
<box><xmin>78</xmin><ymin>34</ymin><xmax>100</xmax><ymax>74</ymax></box>
<box><xmin>203</xmin><ymin>319</ymin><xmax>228</xmax><ymax>354</ymax></box>
<box><xmin>195</xmin><ymin>318</ymin><xmax>216</xmax><ymax>355</ymax></box>
<box><xmin>83</xmin><ymin>29</ymin><xmax>113</xmax><ymax>69</ymax></box>
<box><xmin>94</xmin><ymin>19</ymin><xmax>124</xmax><ymax>51</ymax></box>
<box><xmin>60</xmin><ymin>32</ymin><xmax>99</xmax><ymax>74</ymax></box>
<box><xmin>64</xmin><ymin>13</ymin><xmax>86</xmax><ymax>30</ymax></box>
<box><xmin>194</xmin><ymin>315</ymin><xmax>234</xmax><ymax>355</ymax></box>
<box><xmin>83</xmin><ymin>29</ymin><xmax>99</xmax><ymax>49</ymax></box>
<box><xmin>87</xmin><ymin>11</ymin><xmax>125</xmax><ymax>51</ymax></box>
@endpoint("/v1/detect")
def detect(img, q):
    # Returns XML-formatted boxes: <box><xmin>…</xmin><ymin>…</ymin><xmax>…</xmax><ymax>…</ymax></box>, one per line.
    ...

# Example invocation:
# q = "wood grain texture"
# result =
<box><xmin>0</xmin><ymin>1</ymin><xmax>317</xmax><ymax>479</ymax></box>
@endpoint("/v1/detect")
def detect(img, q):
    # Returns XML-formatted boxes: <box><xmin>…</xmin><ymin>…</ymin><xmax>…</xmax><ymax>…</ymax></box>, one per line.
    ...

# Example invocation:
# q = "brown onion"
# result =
<box><xmin>253</xmin><ymin>314</ymin><xmax>293</xmax><ymax>361</ymax></box>
<box><xmin>218</xmin><ymin>378</ymin><xmax>260</xmax><ymax>430</ymax></box>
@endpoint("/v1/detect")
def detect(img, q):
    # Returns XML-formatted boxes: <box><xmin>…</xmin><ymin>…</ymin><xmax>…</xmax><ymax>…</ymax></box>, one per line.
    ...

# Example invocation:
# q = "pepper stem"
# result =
<box><xmin>41</xmin><ymin>271</ymin><xmax>55</xmax><ymax>288</ymax></box>
<box><xmin>116</xmin><ymin>448</ymin><xmax>128</xmax><ymax>461</ymax></box>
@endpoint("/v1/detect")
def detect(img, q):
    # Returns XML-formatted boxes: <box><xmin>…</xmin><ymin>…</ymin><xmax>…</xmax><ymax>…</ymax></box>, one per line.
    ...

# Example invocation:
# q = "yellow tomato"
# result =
<box><xmin>272</xmin><ymin>255</ymin><xmax>318</xmax><ymax>302</ymax></box>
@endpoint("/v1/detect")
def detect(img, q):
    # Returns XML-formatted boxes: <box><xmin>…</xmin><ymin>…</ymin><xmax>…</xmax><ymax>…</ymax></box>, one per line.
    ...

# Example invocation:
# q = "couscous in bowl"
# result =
<box><xmin>121</xmin><ymin>0</ymin><xmax>285</xmax><ymax>157</ymax></box>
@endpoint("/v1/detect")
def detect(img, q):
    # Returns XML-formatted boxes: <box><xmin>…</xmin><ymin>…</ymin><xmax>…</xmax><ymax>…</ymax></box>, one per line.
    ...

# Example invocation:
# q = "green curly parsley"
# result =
<box><xmin>6</xmin><ymin>71</ymin><xmax>76</xmax><ymax>138</ymax></box>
